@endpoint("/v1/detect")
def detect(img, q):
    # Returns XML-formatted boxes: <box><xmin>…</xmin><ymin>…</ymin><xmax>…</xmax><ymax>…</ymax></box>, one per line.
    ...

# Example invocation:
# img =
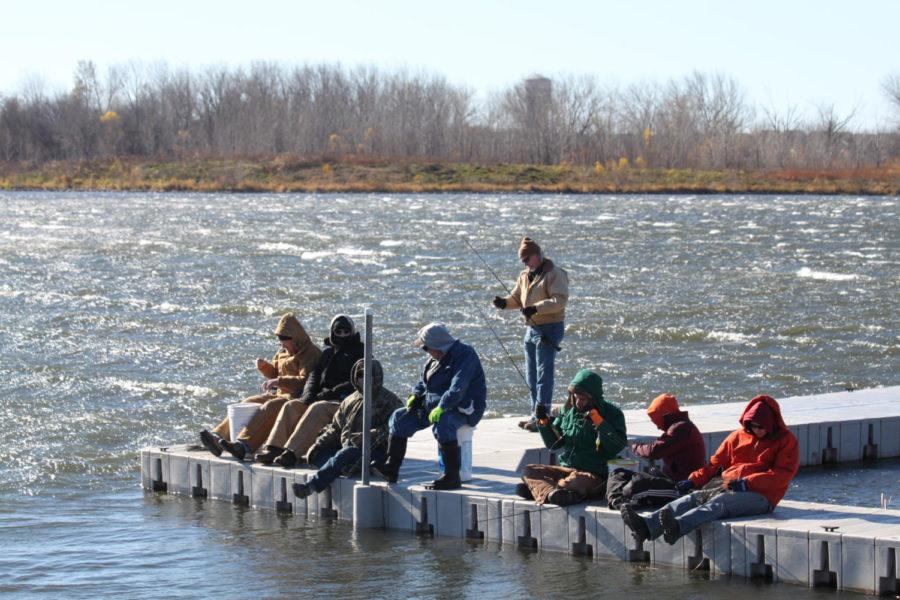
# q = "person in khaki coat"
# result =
<box><xmin>492</xmin><ymin>236</ymin><xmax>569</xmax><ymax>431</ymax></box>
<box><xmin>199</xmin><ymin>313</ymin><xmax>321</xmax><ymax>460</ymax></box>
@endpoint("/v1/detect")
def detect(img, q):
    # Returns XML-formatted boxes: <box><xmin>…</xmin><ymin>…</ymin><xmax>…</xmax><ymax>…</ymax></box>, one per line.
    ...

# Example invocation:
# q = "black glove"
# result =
<box><xmin>492</xmin><ymin>296</ymin><xmax>507</xmax><ymax>309</ymax></box>
<box><xmin>534</xmin><ymin>403</ymin><xmax>549</xmax><ymax>422</ymax></box>
<box><xmin>521</xmin><ymin>306</ymin><xmax>537</xmax><ymax>318</ymax></box>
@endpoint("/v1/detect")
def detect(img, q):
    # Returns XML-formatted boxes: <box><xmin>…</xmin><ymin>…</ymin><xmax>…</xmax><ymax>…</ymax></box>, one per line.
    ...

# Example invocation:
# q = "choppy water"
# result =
<box><xmin>0</xmin><ymin>191</ymin><xmax>897</xmax><ymax>598</ymax></box>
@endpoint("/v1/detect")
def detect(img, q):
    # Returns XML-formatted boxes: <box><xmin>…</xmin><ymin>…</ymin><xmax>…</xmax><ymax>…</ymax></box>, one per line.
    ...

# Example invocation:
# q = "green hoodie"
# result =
<box><xmin>537</xmin><ymin>369</ymin><xmax>627</xmax><ymax>476</ymax></box>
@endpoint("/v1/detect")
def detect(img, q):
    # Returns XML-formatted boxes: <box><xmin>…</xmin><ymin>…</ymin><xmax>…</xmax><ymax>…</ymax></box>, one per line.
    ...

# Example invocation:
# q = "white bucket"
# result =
<box><xmin>227</xmin><ymin>402</ymin><xmax>261</xmax><ymax>442</ymax></box>
<box><xmin>437</xmin><ymin>425</ymin><xmax>474</xmax><ymax>482</ymax></box>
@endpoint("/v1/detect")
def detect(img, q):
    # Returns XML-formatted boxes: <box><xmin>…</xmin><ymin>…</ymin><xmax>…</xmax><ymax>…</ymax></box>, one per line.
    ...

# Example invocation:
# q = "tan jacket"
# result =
<box><xmin>258</xmin><ymin>313</ymin><xmax>322</xmax><ymax>397</ymax></box>
<box><xmin>503</xmin><ymin>259</ymin><xmax>569</xmax><ymax>325</ymax></box>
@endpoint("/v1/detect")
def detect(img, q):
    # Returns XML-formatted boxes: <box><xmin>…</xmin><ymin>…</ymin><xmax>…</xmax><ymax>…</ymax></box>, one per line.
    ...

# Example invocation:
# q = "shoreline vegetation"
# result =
<box><xmin>1</xmin><ymin>156</ymin><xmax>897</xmax><ymax>195</ymax></box>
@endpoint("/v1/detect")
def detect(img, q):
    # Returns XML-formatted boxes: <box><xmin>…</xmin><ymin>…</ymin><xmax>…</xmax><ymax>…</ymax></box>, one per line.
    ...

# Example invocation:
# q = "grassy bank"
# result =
<box><xmin>1</xmin><ymin>156</ymin><xmax>897</xmax><ymax>195</ymax></box>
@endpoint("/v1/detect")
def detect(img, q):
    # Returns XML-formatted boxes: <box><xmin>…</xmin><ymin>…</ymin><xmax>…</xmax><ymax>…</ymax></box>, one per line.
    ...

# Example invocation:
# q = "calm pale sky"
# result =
<box><xmin>1</xmin><ymin>0</ymin><xmax>897</xmax><ymax>128</ymax></box>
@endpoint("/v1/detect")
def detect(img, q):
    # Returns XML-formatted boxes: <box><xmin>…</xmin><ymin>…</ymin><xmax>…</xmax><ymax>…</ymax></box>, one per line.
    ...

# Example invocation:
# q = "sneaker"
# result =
<box><xmin>515</xmin><ymin>482</ymin><xmax>534</xmax><ymax>500</ymax></box>
<box><xmin>659</xmin><ymin>506</ymin><xmax>681</xmax><ymax>545</ymax></box>
<box><xmin>292</xmin><ymin>482</ymin><xmax>312</xmax><ymax>499</ymax></box>
<box><xmin>220</xmin><ymin>438</ymin><xmax>249</xmax><ymax>461</ymax></box>
<box><xmin>621</xmin><ymin>504</ymin><xmax>651</xmax><ymax>544</ymax></box>
<box><xmin>547</xmin><ymin>488</ymin><xmax>583</xmax><ymax>506</ymax></box>
<box><xmin>199</xmin><ymin>430</ymin><xmax>223</xmax><ymax>457</ymax></box>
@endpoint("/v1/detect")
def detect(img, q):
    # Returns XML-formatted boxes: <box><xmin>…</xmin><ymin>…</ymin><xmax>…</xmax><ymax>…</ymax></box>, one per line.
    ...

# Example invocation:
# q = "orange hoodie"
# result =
<box><xmin>688</xmin><ymin>395</ymin><xmax>799</xmax><ymax>508</ymax></box>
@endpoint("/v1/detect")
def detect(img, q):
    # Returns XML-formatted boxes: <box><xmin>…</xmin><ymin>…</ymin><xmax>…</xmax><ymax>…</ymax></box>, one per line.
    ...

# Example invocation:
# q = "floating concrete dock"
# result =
<box><xmin>141</xmin><ymin>386</ymin><xmax>900</xmax><ymax>596</ymax></box>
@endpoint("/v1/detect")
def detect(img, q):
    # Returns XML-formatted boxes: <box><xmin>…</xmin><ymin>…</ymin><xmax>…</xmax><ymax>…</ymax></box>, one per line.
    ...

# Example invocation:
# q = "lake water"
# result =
<box><xmin>0</xmin><ymin>191</ymin><xmax>897</xmax><ymax>597</ymax></box>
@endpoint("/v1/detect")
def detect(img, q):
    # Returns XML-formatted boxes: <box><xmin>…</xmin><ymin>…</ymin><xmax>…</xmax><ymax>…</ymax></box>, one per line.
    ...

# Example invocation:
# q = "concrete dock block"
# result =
<box><xmin>273</xmin><ymin>473</ymin><xmax>294</xmax><ymax>513</ymax></box>
<box><xmin>538</xmin><ymin>505</ymin><xmax>569</xmax><ymax>551</ymax></box>
<box><xmin>875</xmin><ymin>539</ymin><xmax>900</xmax><ymax>596</ymax></box>
<box><xmin>731</xmin><ymin>525</ymin><xmax>748</xmax><ymax>577</ymax></box>
<box><xmin>485</xmin><ymin>497</ymin><xmax>503</xmax><ymax>543</ymax></box>
<box><xmin>188</xmin><ymin>457</ymin><xmax>210</xmax><ymax>498</ymax></box>
<box><xmin>743</xmin><ymin>525</ymin><xmax>777</xmax><ymax>581</ymax></box>
<box><xmin>410</xmin><ymin>488</ymin><xmax>437</xmax><ymax>536</ymax></box>
<box><xmin>336</xmin><ymin>478</ymin><xmax>357</xmax><ymax>520</ymax></box>
<box><xmin>808</xmin><ymin>531</ymin><xmax>841</xmax><ymax>590</ymax></box>
<box><xmin>383</xmin><ymin>485</ymin><xmax>414</xmax><ymax>532</ymax></box>
<box><xmin>566</xmin><ymin>505</ymin><xmax>597</xmax><ymax>559</ymax></box>
<box><xmin>291</xmin><ymin>472</ymin><xmax>309</xmax><ymax>517</ymax></box>
<box><xmin>709</xmin><ymin>522</ymin><xmax>731</xmax><ymax>577</ymax></box>
<box><xmin>353</xmin><ymin>484</ymin><xmax>385</xmax><ymax>529</ymax></box>
<box><xmin>653</xmin><ymin>532</ymin><xmax>685</xmax><ymax>568</ymax></box>
<box><xmin>250</xmin><ymin>467</ymin><xmax>274</xmax><ymax>510</ymax></box>
<box><xmin>841</xmin><ymin>534</ymin><xmax>876</xmax><ymax>594</ymax></box>
<box><xmin>818</xmin><ymin>421</ymin><xmax>841</xmax><ymax>464</ymax></box>
<box><xmin>787</xmin><ymin>425</ymin><xmax>808</xmax><ymax>467</ymax></box>
<box><xmin>513</xmin><ymin>500</ymin><xmax>541</xmax><ymax>550</ymax></box>
<box><xmin>229</xmin><ymin>462</ymin><xmax>252</xmax><ymax>506</ymax></box>
<box><xmin>461</xmin><ymin>496</ymin><xmax>486</xmax><ymax>542</ymax></box>
<box><xmin>501</xmin><ymin>499</ymin><xmax>516</xmax><ymax>545</ymax></box>
<box><xmin>168</xmin><ymin>453</ymin><xmax>190</xmax><ymax>496</ymax></box>
<box><xmin>315</xmin><ymin>483</ymin><xmax>338</xmax><ymax>519</ymax></box>
<box><xmin>434</xmin><ymin>492</ymin><xmax>464</xmax><ymax>538</ymax></box>
<box><xmin>591</xmin><ymin>507</ymin><xmax>629</xmax><ymax>561</ymax></box>
<box><xmin>683</xmin><ymin>524</ymin><xmax>715</xmax><ymax>575</ymax></box>
<box><xmin>208</xmin><ymin>459</ymin><xmax>231</xmax><ymax>501</ymax></box>
<box><xmin>860</xmin><ymin>420</ymin><xmax>881</xmax><ymax>460</ymax></box>
<box><xmin>839</xmin><ymin>421</ymin><xmax>862</xmax><ymax>462</ymax></box>
<box><xmin>140</xmin><ymin>451</ymin><xmax>152</xmax><ymax>490</ymax></box>
<box><xmin>880</xmin><ymin>417</ymin><xmax>900</xmax><ymax>458</ymax></box>
<box><xmin>774</xmin><ymin>528</ymin><xmax>809</xmax><ymax>585</ymax></box>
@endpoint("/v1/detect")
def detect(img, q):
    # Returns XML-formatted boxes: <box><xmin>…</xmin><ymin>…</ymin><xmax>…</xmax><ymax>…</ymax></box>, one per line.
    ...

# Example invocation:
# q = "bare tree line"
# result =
<box><xmin>0</xmin><ymin>61</ymin><xmax>897</xmax><ymax>169</ymax></box>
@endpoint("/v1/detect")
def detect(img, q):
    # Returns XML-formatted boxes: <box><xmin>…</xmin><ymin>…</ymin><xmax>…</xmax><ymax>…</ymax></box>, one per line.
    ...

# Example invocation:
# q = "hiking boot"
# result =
<box><xmin>254</xmin><ymin>445</ymin><xmax>284</xmax><ymax>465</ymax></box>
<box><xmin>427</xmin><ymin>441</ymin><xmax>461</xmax><ymax>490</ymax></box>
<box><xmin>371</xmin><ymin>435</ymin><xmax>407</xmax><ymax>484</ymax></box>
<box><xmin>659</xmin><ymin>506</ymin><xmax>681</xmax><ymax>545</ymax></box>
<box><xmin>621</xmin><ymin>504</ymin><xmax>651</xmax><ymax>544</ymax></box>
<box><xmin>273</xmin><ymin>449</ymin><xmax>298</xmax><ymax>469</ymax></box>
<box><xmin>547</xmin><ymin>488</ymin><xmax>583</xmax><ymax>506</ymax></box>
<box><xmin>518</xmin><ymin>417</ymin><xmax>538</xmax><ymax>432</ymax></box>
<box><xmin>199</xmin><ymin>430</ymin><xmax>223</xmax><ymax>457</ymax></box>
<box><xmin>292</xmin><ymin>482</ymin><xmax>312</xmax><ymax>499</ymax></box>
<box><xmin>515</xmin><ymin>482</ymin><xmax>534</xmax><ymax>500</ymax></box>
<box><xmin>220</xmin><ymin>438</ymin><xmax>249</xmax><ymax>461</ymax></box>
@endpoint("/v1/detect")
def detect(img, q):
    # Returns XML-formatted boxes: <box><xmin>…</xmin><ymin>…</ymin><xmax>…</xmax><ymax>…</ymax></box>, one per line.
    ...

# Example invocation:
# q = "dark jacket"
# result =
<box><xmin>631</xmin><ymin>411</ymin><xmax>706</xmax><ymax>481</ymax></box>
<box><xmin>537</xmin><ymin>370</ymin><xmax>627</xmax><ymax>476</ymax></box>
<box><xmin>299</xmin><ymin>333</ymin><xmax>365</xmax><ymax>404</ymax></box>
<box><xmin>412</xmin><ymin>339</ymin><xmax>487</xmax><ymax>424</ymax></box>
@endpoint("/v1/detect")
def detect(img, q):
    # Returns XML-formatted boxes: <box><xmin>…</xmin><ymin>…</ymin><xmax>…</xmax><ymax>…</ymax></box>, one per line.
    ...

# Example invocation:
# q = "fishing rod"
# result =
<box><xmin>463</xmin><ymin>238</ymin><xmax>561</xmax><ymax>353</ymax></box>
<box><xmin>465</xmin><ymin>293</ymin><xmax>530</xmax><ymax>392</ymax></box>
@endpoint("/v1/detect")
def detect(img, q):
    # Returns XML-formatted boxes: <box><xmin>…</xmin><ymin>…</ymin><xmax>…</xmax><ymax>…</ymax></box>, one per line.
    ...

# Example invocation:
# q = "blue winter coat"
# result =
<box><xmin>412</xmin><ymin>340</ymin><xmax>486</xmax><ymax>424</ymax></box>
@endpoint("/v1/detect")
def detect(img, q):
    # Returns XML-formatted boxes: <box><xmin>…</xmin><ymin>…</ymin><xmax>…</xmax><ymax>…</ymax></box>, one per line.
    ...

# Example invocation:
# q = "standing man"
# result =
<box><xmin>492</xmin><ymin>236</ymin><xmax>569</xmax><ymax>431</ymax></box>
<box><xmin>372</xmin><ymin>322</ymin><xmax>487</xmax><ymax>490</ymax></box>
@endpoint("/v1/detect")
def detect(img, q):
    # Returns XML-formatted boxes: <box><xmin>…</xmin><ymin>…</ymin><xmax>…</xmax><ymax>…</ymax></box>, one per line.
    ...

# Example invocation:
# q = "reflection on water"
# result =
<box><xmin>0</xmin><ymin>191</ymin><xmax>897</xmax><ymax>597</ymax></box>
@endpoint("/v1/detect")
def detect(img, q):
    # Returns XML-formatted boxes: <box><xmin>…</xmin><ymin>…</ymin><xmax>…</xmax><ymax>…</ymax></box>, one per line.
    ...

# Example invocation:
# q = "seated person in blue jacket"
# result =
<box><xmin>292</xmin><ymin>358</ymin><xmax>401</xmax><ymax>499</ymax></box>
<box><xmin>372</xmin><ymin>322</ymin><xmax>487</xmax><ymax>490</ymax></box>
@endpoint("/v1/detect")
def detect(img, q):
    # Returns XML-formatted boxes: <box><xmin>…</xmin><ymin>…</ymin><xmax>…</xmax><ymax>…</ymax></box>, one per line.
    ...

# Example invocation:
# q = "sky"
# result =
<box><xmin>1</xmin><ymin>0</ymin><xmax>897</xmax><ymax>129</ymax></box>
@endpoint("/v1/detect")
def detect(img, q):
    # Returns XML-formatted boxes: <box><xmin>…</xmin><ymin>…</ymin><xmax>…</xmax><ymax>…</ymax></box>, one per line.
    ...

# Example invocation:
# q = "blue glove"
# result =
<box><xmin>727</xmin><ymin>478</ymin><xmax>749</xmax><ymax>492</ymax></box>
<box><xmin>676</xmin><ymin>479</ymin><xmax>694</xmax><ymax>494</ymax></box>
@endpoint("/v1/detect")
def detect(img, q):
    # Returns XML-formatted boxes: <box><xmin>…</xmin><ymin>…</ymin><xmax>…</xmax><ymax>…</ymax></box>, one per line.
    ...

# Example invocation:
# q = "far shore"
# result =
<box><xmin>1</xmin><ymin>156</ymin><xmax>897</xmax><ymax>195</ymax></box>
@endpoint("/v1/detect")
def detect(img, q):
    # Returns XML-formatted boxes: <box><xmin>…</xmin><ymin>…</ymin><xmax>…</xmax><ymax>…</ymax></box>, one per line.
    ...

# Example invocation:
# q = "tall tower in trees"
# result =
<box><xmin>525</xmin><ymin>76</ymin><xmax>552</xmax><ymax>164</ymax></box>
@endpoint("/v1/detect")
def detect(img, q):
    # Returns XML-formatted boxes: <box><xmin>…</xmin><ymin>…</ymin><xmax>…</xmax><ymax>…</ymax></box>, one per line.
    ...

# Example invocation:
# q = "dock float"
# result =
<box><xmin>142</xmin><ymin>386</ymin><xmax>900</xmax><ymax>596</ymax></box>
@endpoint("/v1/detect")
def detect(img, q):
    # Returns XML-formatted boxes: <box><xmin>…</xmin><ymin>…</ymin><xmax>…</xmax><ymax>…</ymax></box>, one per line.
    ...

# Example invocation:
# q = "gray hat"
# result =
<box><xmin>413</xmin><ymin>322</ymin><xmax>456</xmax><ymax>352</ymax></box>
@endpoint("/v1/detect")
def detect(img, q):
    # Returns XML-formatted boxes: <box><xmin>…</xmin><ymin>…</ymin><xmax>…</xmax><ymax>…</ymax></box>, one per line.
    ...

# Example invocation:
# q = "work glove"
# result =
<box><xmin>588</xmin><ymin>408</ymin><xmax>604</xmax><ymax>427</ymax></box>
<box><xmin>428</xmin><ymin>406</ymin><xmax>445</xmax><ymax>424</ymax></box>
<box><xmin>676</xmin><ymin>479</ymin><xmax>694</xmax><ymax>494</ymax></box>
<box><xmin>492</xmin><ymin>296</ymin><xmax>507</xmax><ymax>309</ymax></box>
<box><xmin>406</xmin><ymin>393</ymin><xmax>423</xmax><ymax>411</ymax></box>
<box><xmin>521</xmin><ymin>306</ymin><xmax>538</xmax><ymax>318</ymax></box>
<box><xmin>534</xmin><ymin>403</ymin><xmax>549</xmax><ymax>424</ymax></box>
<box><xmin>726</xmin><ymin>478</ymin><xmax>749</xmax><ymax>492</ymax></box>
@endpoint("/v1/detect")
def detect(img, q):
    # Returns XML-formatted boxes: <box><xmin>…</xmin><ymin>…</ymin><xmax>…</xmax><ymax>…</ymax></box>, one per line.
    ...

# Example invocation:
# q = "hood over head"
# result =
<box><xmin>413</xmin><ymin>322</ymin><xmax>456</xmax><ymax>353</ymax></box>
<box><xmin>350</xmin><ymin>358</ymin><xmax>383</xmax><ymax>394</ymax></box>
<box><xmin>274</xmin><ymin>313</ymin><xmax>311</xmax><ymax>349</ymax></box>
<box><xmin>647</xmin><ymin>393</ymin><xmax>680</xmax><ymax>430</ymax></box>
<box><xmin>329</xmin><ymin>314</ymin><xmax>357</xmax><ymax>346</ymax></box>
<box><xmin>567</xmin><ymin>369</ymin><xmax>604</xmax><ymax>406</ymax></box>
<box><xmin>740</xmin><ymin>395</ymin><xmax>786</xmax><ymax>436</ymax></box>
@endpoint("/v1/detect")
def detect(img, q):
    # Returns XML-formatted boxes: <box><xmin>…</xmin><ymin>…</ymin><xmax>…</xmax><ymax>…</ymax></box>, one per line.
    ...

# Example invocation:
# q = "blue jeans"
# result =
<box><xmin>307</xmin><ymin>445</ymin><xmax>386</xmax><ymax>493</ymax></box>
<box><xmin>524</xmin><ymin>321</ymin><xmax>565</xmax><ymax>411</ymax></box>
<box><xmin>389</xmin><ymin>406</ymin><xmax>470</xmax><ymax>444</ymax></box>
<box><xmin>645</xmin><ymin>489</ymin><xmax>771</xmax><ymax>539</ymax></box>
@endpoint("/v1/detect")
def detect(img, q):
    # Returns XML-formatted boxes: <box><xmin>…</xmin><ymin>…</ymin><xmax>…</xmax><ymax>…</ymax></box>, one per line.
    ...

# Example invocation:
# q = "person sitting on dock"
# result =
<box><xmin>621</xmin><ymin>395</ymin><xmax>799</xmax><ymax>545</ymax></box>
<box><xmin>372</xmin><ymin>322</ymin><xmax>487</xmax><ymax>490</ymax></box>
<box><xmin>254</xmin><ymin>314</ymin><xmax>365</xmax><ymax>467</ymax></box>
<box><xmin>491</xmin><ymin>236</ymin><xmax>568</xmax><ymax>432</ymax></box>
<box><xmin>606</xmin><ymin>393</ymin><xmax>706</xmax><ymax>510</ymax></box>
<box><xmin>292</xmin><ymin>358</ymin><xmax>402</xmax><ymax>498</ymax></box>
<box><xmin>198</xmin><ymin>312</ymin><xmax>321</xmax><ymax>459</ymax></box>
<box><xmin>517</xmin><ymin>369</ymin><xmax>627</xmax><ymax>506</ymax></box>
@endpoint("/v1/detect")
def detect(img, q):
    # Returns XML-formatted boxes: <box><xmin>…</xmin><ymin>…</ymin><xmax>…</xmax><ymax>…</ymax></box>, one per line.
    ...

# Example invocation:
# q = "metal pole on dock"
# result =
<box><xmin>361</xmin><ymin>308</ymin><xmax>373</xmax><ymax>485</ymax></box>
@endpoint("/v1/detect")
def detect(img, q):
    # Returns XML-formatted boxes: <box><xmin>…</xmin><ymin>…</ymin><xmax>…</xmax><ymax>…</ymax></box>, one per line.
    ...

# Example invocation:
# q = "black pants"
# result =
<box><xmin>605</xmin><ymin>467</ymin><xmax>679</xmax><ymax>510</ymax></box>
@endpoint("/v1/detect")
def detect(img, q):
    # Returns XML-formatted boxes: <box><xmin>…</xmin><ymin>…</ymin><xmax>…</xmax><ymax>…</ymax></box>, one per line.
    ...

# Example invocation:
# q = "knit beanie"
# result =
<box><xmin>518</xmin><ymin>237</ymin><xmax>542</xmax><ymax>260</ymax></box>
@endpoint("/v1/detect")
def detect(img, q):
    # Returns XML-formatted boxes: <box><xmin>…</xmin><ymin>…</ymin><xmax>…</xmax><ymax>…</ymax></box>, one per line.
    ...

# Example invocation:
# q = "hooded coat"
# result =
<box><xmin>299</xmin><ymin>315</ymin><xmax>365</xmax><ymax>404</ymax></box>
<box><xmin>502</xmin><ymin>258</ymin><xmax>569</xmax><ymax>325</ymax></box>
<box><xmin>258</xmin><ymin>313</ymin><xmax>322</xmax><ymax>397</ymax></box>
<box><xmin>630</xmin><ymin>393</ymin><xmax>706</xmax><ymax>481</ymax></box>
<box><xmin>537</xmin><ymin>370</ymin><xmax>627</xmax><ymax>476</ymax></box>
<box><xmin>411</xmin><ymin>327</ymin><xmax>487</xmax><ymax>424</ymax></box>
<box><xmin>688</xmin><ymin>395</ymin><xmax>799</xmax><ymax>508</ymax></box>
<box><xmin>311</xmin><ymin>359</ymin><xmax>402</xmax><ymax>456</ymax></box>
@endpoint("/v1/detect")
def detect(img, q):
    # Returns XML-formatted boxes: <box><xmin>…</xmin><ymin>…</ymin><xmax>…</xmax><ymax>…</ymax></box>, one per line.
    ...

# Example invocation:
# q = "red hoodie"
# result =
<box><xmin>688</xmin><ymin>395</ymin><xmax>799</xmax><ymax>508</ymax></box>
